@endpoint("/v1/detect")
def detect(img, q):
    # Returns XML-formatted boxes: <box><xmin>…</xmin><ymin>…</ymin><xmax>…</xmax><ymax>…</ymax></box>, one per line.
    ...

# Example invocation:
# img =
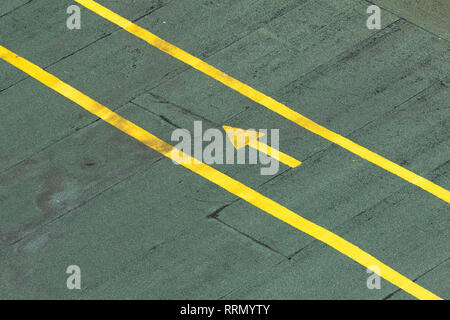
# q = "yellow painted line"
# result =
<box><xmin>0</xmin><ymin>45</ymin><xmax>441</xmax><ymax>300</ymax></box>
<box><xmin>248</xmin><ymin>140</ymin><xmax>302</xmax><ymax>168</ymax></box>
<box><xmin>74</xmin><ymin>0</ymin><xmax>450</xmax><ymax>204</ymax></box>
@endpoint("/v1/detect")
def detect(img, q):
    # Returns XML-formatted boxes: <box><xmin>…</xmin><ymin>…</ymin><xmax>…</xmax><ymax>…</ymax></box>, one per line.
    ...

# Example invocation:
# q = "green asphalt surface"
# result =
<box><xmin>0</xmin><ymin>0</ymin><xmax>449</xmax><ymax>299</ymax></box>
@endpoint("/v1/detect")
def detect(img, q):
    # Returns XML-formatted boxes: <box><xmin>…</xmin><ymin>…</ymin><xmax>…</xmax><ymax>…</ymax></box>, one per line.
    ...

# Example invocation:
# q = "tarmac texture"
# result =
<box><xmin>0</xmin><ymin>0</ymin><xmax>449</xmax><ymax>299</ymax></box>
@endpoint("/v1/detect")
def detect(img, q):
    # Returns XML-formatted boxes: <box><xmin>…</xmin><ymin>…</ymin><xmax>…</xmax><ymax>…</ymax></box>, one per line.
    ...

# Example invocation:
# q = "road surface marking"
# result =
<box><xmin>74</xmin><ymin>0</ymin><xmax>450</xmax><ymax>204</ymax></box>
<box><xmin>0</xmin><ymin>45</ymin><xmax>441</xmax><ymax>300</ymax></box>
<box><xmin>223</xmin><ymin>125</ymin><xmax>302</xmax><ymax>168</ymax></box>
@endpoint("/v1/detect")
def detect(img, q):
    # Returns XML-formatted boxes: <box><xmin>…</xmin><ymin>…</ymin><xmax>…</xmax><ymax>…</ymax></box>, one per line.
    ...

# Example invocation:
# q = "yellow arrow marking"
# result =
<box><xmin>0</xmin><ymin>45</ymin><xmax>441</xmax><ymax>300</ymax></box>
<box><xmin>223</xmin><ymin>125</ymin><xmax>302</xmax><ymax>168</ymax></box>
<box><xmin>74</xmin><ymin>0</ymin><xmax>450</xmax><ymax>204</ymax></box>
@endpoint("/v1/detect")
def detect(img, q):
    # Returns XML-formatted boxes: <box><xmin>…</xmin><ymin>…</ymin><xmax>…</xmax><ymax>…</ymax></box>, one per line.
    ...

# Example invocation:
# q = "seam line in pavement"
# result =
<box><xmin>0</xmin><ymin>44</ymin><xmax>441</xmax><ymax>300</ymax></box>
<box><xmin>0</xmin><ymin>0</ymin><xmax>33</xmax><ymax>19</ymax></box>
<box><xmin>383</xmin><ymin>255</ymin><xmax>450</xmax><ymax>300</ymax></box>
<box><xmin>363</xmin><ymin>0</ymin><xmax>450</xmax><ymax>44</ymax></box>
<box><xmin>0</xmin><ymin>0</ymin><xmax>171</xmax><ymax>94</ymax></box>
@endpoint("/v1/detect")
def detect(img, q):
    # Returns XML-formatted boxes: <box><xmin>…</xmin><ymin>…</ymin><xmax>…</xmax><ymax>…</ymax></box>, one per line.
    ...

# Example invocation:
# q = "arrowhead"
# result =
<box><xmin>222</xmin><ymin>125</ymin><xmax>265</xmax><ymax>149</ymax></box>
